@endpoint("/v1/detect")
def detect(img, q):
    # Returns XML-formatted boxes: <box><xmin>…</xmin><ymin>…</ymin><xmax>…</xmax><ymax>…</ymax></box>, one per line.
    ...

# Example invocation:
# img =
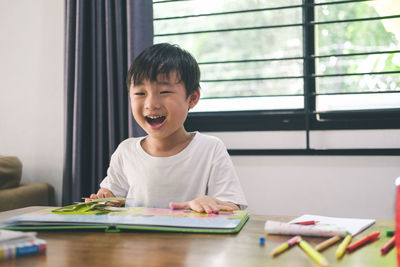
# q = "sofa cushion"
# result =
<box><xmin>0</xmin><ymin>182</ymin><xmax>55</xmax><ymax>212</ymax></box>
<box><xmin>0</xmin><ymin>156</ymin><xmax>22</xmax><ymax>189</ymax></box>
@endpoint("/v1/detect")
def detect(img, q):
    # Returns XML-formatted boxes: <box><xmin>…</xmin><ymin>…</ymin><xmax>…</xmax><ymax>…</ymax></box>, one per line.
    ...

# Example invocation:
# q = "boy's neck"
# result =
<box><xmin>141</xmin><ymin>129</ymin><xmax>195</xmax><ymax>157</ymax></box>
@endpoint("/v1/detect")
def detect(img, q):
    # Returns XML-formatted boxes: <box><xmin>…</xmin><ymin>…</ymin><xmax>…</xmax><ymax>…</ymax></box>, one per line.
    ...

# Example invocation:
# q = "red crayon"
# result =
<box><xmin>346</xmin><ymin>231</ymin><xmax>380</xmax><ymax>253</ymax></box>
<box><xmin>380</xmin><ymin>236</ymin><xmax>395</xmax><ymax>256</ymax></box>
<box><xmin>295</xmin><ymin>220</ymin><xmax>319</xmax><ymax>225</ymax></box>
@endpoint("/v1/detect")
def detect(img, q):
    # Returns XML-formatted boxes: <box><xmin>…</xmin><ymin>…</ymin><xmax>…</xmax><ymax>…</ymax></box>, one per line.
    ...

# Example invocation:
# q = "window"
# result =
<box><xmin>153</xmin><ymin>0</ymin><xmax>400</xmax><ymax>153</ymax></box>
<box><xmin>154</xmin><ymin>0</ymin><xmax>304</xmax><ymax>115</ymax></box>
<box><xmin>314</xmin><ymin>0</ymin><xmax>400</xmax><ymax>112</ymax></box>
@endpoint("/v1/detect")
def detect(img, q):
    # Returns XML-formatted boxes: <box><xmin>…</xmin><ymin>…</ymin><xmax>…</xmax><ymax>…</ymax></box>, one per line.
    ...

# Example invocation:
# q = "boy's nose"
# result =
<box><xmin>145</xmin><ymin>94</ymin><xmax>161</xmax><ymax>110</ymax></box>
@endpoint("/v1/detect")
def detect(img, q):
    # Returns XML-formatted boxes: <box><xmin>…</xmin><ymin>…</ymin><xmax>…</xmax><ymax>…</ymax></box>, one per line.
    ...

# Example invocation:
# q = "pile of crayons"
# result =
<box><xmin>268</xmin><ymin>226</ymin><xmax>395</xmax><ymax>266</ymax></box>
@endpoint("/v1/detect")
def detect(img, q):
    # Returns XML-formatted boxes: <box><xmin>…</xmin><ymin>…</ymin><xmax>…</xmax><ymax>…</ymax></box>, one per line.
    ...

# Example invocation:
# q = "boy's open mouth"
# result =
<box><xmin>145</xmin><ymin>115</ymin><xmax>166</xmax><ymax>126</ymax></box>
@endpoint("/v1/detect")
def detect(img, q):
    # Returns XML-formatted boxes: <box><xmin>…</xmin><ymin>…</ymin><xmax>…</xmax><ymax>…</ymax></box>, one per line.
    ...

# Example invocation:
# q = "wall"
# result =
<box><xmin>232</xmin><ymin>156</ymin><xmax>399</xmax><ymax>220</ymax></box>
<box><xmin>0</xmin><ymin>0</ymin><xmax>64</xmax><ymax>204</ymax></box>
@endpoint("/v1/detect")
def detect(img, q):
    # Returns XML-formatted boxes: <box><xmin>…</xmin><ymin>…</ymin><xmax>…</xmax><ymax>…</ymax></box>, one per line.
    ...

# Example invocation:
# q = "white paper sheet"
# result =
<box><xmin>265</xmin><ymin>214</ymin><xmax>375</xmax><ymax>237</ymax></box>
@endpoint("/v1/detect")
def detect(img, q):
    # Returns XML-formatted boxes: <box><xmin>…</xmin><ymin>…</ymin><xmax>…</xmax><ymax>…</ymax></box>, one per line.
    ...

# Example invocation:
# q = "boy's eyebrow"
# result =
<box><xmin>157</xmin><ymin>81</ymin><xmax>172</xmax><ymax>85</ymax></box>
<box><xmin>133</xmin><ymin>81</ymin><xmax>144</xmax><ymax>86</ymax></box>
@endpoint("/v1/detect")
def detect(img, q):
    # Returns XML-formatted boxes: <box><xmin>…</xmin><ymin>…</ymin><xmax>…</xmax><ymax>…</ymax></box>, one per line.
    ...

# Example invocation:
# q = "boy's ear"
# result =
<box><xmin>188</xmin><ymin>89</ymin><xmax>200</xmax><ymax>109</ymax></box>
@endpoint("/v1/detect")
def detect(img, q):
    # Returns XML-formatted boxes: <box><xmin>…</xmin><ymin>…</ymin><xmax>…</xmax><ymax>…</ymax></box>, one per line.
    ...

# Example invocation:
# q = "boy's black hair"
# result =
<box><xmin>126</xmin><ymin>43</ymin><xmax>200</xmax><ymax>96</ymax></box>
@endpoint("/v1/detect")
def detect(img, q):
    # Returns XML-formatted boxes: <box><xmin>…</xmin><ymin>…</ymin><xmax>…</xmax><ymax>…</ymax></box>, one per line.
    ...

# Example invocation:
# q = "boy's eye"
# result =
<box><xmin>160</xmin><ymin>91</ymin><xmax>171</xmax><ymax>94</ymax></box>
<box><xmin>134</xmin><ymin>92</ymin><xmax>145</xmax><ymax>96</ymax></box>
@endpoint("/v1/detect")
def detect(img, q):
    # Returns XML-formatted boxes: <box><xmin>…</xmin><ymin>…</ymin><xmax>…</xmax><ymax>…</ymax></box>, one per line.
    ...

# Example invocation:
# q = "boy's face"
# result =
<box><xmin>129</xmin><ymin>71</ymin><xmax>199</xmax><ymax>141</ymax></box>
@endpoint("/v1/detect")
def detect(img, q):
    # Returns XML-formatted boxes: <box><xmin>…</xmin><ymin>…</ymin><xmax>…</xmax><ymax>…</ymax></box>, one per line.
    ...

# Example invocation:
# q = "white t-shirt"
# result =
<box><xmin>100</xmin><ymin>132</ymin><xmax>248</xmax><ymax>209</ymax></box>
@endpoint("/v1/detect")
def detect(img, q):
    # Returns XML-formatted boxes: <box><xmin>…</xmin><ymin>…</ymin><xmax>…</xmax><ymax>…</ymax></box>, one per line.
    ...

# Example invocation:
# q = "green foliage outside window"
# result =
<box><xmin>154</xmin><ymin>0</ymin><xmax>400</xmax><ymax>111</ymax></box>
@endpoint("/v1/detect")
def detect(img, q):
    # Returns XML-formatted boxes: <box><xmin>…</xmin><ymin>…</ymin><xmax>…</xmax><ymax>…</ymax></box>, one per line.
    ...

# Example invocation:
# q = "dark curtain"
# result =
<box><xmin>62</xmin><ymin>0</ymin><xmax>152</xmax><ymax>205</ymax></box>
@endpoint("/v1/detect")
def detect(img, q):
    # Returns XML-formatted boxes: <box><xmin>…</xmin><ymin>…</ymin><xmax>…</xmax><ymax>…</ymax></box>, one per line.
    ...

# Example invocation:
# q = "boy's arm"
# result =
<box><xmin>206</xmin><ymin>139</ymin><xmax>248</xmax><ymax>210</ymax></box>
<box><xmin>169</xmin><ymin>196</ymin><xmax>239</xmax><ymax>214</ymax></box>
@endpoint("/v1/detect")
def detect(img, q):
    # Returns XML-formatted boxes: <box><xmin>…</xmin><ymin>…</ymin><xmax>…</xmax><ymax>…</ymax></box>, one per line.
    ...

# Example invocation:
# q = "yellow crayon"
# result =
<box><xmin>336</xmin><ymin>234</ymin><xmax>352</xmax><ymax>259</ymax></box>
<box><xmin>271</xmin><ymin>235</ymin><xmax>300</xmax><ymax>257</ymax></box>
<box><xmin>298</xmin><ymin>238</ymin><xmax>329</xmax><ymax>267</ymax></box>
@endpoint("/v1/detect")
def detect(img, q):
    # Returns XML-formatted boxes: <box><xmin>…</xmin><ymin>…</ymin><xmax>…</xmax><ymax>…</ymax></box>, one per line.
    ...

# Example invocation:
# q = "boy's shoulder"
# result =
<box><xmin>195</xmin><ymin>132</ymin><xmax>220</xmax><ymax>142</ymax></box>
<box><xmin>115</xmin><ymin>136</ymin><xmax>144</xmax><ymax>152</ymax></box>
<box><xmin>193</xmin><ymin>132</ymin><xmax>226</xmax><ymax>148</ymax></box>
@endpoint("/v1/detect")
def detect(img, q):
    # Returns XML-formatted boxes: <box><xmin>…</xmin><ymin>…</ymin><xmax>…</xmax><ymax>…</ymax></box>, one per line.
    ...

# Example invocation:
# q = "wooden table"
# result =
<box><xmin>0</xmin><ymin>207</ymin><xmax>396</xmax><ymax>267</ymax></box>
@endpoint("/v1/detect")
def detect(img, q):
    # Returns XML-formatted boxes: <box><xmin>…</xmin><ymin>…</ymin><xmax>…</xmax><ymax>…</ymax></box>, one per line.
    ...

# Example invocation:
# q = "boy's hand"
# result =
<box><xmin>169</xmin><ymin>196</ymin><xmax>239</xmax><ymax>214</ymax></box>
<box><xmin>84</xmin><ymin>188</ymin><xmax>124</xmax><ymax>206</ymax></box>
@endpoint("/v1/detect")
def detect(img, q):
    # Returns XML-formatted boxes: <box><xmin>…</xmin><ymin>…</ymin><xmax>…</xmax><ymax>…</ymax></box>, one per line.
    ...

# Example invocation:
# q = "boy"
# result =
<box><xmin>87</xmin><ymin>43</ymin><xmax>247</xmax><ymax>213</ymax></box>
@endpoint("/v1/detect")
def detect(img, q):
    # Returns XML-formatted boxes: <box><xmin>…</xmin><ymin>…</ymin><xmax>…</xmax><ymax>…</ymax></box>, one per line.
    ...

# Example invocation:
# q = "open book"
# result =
<box><xmin>1</xmin><ymin>204</ymin><xmax>249</xmax><ymax>234</ymax></box>
<box><xmin>265</xmin><ymin>214</ymin><xmax>375</xmax><ymax>237</ymax></box>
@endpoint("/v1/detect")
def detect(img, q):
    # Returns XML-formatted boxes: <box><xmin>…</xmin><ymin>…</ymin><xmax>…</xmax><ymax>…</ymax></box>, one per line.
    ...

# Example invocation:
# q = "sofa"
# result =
<box><xmin>0</xmin><ymin>156</ymin><xmax>55</xmax><ymax>212</ymax></box>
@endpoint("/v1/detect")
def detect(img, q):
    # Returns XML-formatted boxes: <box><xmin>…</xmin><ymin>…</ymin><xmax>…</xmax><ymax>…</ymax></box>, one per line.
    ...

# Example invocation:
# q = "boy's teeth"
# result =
<box><xmin>145</xmin><ymin>115</ymin><xmax>166</xmax><ymax>125</ymax></box>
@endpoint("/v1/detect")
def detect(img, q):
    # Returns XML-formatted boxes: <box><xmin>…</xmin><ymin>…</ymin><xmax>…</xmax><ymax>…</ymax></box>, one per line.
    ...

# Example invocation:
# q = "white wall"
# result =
<box><xmin>232</xmin><ymin>156</ymin><xmax>400</xmax><ymax>220</ymax></box>
<box><xmin>0</xmin><ymin>1</ymin><xmax>399</xmax><ymax>220</ymax></box>
<box><xmin>0</xmin><ymin>0</ymin><xmax>64</xmax><ymax>204</ymax></box>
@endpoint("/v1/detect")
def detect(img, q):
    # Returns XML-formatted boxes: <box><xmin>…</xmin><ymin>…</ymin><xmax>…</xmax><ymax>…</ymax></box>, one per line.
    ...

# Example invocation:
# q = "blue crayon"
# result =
<box><xmin>259</xmin><ymin>237</ymin><xmax>266</xmax><ymax>245</ymax></box>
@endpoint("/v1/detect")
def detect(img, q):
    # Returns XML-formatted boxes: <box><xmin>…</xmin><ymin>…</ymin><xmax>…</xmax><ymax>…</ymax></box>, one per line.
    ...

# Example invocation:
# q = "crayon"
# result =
<box><xmin>295</xmin><ymin>220</ymin><xmax>319</xmax><ymax>225</ymax></box>
<box><xmin>271</xmin><ymin>235</ymin><xmax>300</xmax><ymax>257</ymax></box>
<box><xmin>336</xmin><ymin>234</ymin><xmax>351</xmax><ymax>259</ymax></box>
<box><xmin>298</xmin><ymin>238</ymin><xmax>329</xmax><ymax>267</ymax></box>
<box><xmin>386</xmin><ymin>230</ymin><xmax>394</xmax><ymax>237</ymax></box>
<box><xmin>380</xmin><ymin>236</ymin><xmax>395</xmax><ymax>256</ymax></box>
<box><xmin>346</xmin><ymin>231</ymin><xmax>380</xmax><ymax>253</ymax></box>
<box><xmin>315</xmin><ymin>235</ymin><xmax>341</xmax><ymax>252</ymax></box>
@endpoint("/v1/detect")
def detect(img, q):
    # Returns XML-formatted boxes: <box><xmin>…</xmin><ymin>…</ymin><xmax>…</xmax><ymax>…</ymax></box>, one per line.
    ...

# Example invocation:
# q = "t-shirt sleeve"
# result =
<box><xmin>99</xmin><ymin>144</ymin><xmax>129</xmax><ymax>197</ymax></box>
<box><xmin>207</xmin><ymin>139</ymin><xmax>248</xmax><ymax>209</ymax></box>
